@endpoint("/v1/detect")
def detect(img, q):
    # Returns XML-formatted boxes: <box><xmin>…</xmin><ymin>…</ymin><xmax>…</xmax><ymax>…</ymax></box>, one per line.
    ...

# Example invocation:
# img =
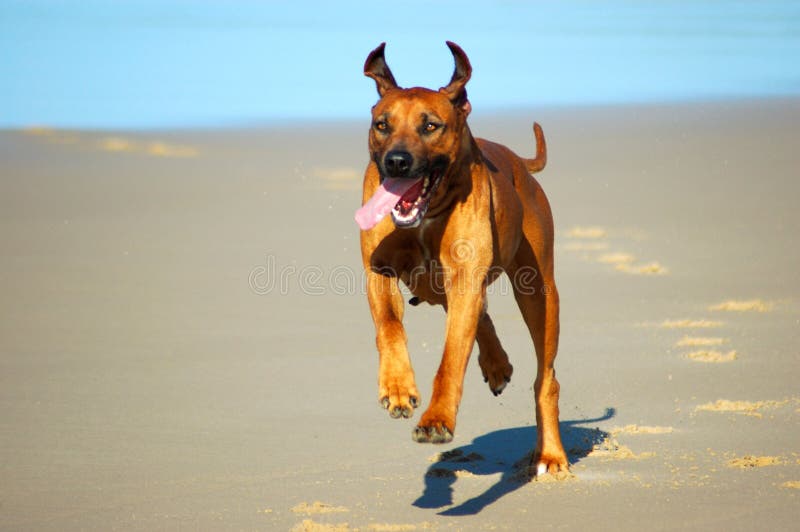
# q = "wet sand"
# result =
<box><xmin>1</xmin><ymin>99</ymin><xmax>799</xmax><ymax>530</ymax></box>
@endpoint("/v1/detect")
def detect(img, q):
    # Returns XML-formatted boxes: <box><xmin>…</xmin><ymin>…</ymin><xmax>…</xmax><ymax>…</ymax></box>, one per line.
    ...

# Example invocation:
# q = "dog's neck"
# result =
<box><xmin>424</xmin><ymin>123</ymin><xmax>481</xmax><ymax>220</ymax></box>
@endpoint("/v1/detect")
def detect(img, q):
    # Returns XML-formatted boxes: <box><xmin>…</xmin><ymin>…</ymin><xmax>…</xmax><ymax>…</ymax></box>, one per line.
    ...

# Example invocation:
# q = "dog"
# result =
<box><xmin>355</xmin><ymin>42</ymin><xmax>567</xmax><ymax>475</ymax></box>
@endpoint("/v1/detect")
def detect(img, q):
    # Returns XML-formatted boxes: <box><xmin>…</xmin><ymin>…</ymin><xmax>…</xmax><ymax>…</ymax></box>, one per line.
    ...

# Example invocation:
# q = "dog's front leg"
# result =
<box><xmin>367</xmin><ymin>269</ymin><xmax>420</xmax><ymax>419</ymax></box>
<box><xmin>413</xmin><ymin>270</ymin><xmax>486</xmax><ymax>443</ymax></box>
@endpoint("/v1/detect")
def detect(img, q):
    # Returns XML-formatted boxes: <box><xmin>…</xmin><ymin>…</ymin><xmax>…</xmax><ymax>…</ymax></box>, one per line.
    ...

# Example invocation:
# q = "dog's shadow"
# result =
<box><xmin>413</xmin><ymin>407</ymin><xmax>615</xmax><ymax>516</ymax></box>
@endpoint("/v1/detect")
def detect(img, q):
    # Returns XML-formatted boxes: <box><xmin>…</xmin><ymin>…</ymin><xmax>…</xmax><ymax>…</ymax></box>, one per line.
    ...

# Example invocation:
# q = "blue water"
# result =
<box><xmin>2</xmin><ymin>0</ymin><xmax>799</xmax><ymax>129</ymax></box>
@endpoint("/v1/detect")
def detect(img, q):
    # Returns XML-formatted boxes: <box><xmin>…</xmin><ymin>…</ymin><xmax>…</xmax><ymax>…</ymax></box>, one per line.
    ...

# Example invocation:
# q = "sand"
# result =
<box><xmin>1</xmin><ymin>99</ymin><xmax>799</xmax><ymax>530</ymax></box>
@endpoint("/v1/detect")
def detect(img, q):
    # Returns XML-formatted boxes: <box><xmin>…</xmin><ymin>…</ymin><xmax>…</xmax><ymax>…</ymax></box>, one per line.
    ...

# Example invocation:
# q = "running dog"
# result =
<box><xmin>355</xmin><ymin>42</ymin><xmax>567</xmax><ymax>474</ymax></box>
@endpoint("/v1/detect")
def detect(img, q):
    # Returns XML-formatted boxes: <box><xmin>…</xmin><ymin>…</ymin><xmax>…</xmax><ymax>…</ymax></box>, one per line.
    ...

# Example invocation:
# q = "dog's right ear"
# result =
<box><xmin>364</xmin><ymin>42</ymin><xmax>399</xmax><ymax>97</ymax></box>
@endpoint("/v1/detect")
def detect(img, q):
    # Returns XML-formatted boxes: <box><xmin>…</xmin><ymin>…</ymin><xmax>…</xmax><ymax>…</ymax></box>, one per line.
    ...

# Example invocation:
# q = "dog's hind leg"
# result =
<box><xmin>509</xmin><ymin>239</ymin><xmax>568</xmax><ymax>475</ymax></box>
<box><xmin>476</xmin><ymin>312</ymin><xmax>513</xmax><ymax>396</ymax></box>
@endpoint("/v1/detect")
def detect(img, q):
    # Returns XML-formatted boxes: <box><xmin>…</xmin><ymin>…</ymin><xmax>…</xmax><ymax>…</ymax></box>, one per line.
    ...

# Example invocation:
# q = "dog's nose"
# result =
<box><xmin>384</xmin><ymin>150</ymin><xmax>413</xmax><ymax>178</ymax></box>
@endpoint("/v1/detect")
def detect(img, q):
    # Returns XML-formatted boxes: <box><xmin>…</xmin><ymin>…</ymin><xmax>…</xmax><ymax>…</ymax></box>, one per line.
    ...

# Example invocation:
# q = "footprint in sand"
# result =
<box><xmin>292</xmin><ymin>519</ymin><xmax>429</xmax><ymax>532</ymax></box>
<box><xmin>562</xmin><ymin>226</ymin><xmax>610</xmax><ymax>255</ymax></box>
<box><xmin>425</xmin><ymin>449</ymin><xmax>485</xmax><ymax>479</ymax></box>
<box><xmin>291</xmin><ymin>501</ymin><xmax>349</xmax><ymax>515</ymax></box>
<box><xmin>676</xmin><ymin>336</ymin><xmax>726</xmax><ymax>347</ymax></box>
<box><xmin>588</xmin><ymin>434</ymin><xmax>655</xmax><ymax>461</ymax></box>
<box><xmin>612</xmin><ymin>425</ymin><xmax>674</xmax><ymax>436</ymax></box>
<box><xmin>694</xmin><ymin>399</ymin><xmax>791</xmax><ymax>418</ymax></box>
<box><xmin>615</xmin><ymin>261</ymin><xmax>668</xmax><ymax>275</ymax></box>
<box><xmin>97</xmin><ymin>138</ymin><xmax>198</xmax><ymax>158</ymax></box>
<box><xmin>22</xmin><ymin>126</ymin><xmax>79</xmax><ymax>144</ymax></box>
<box><xmin>596</xmin><ymin>252</ymin><xmax>635</xmax><ymax>265</ymax></box>
<box><xmin>563</xmin><ymin>226</ymin><xmax>668</xmax><ymax>275</ymax></box>
<box><xmin>726</xmin><ymin>455</ymin><xmax>783</xmax><ymax>469</ymax></box>
<box><xmin>659</xmin><ymin>319</ymin><xmax>724</xmax><ymax>329</ymax></box>
<box><xmin>292</xmin><ymin>520</ymin><xmax>350</xmax><ymax>532</ymax></box>
<box><xmin>584</xmin><ymin>425</ymin><xmax>674</xmax><ymax>465</ymax></box>
<box><xmin>652</xmin><ymin>319</ymin><xmax>737</xmax><ymax>362</ymax></box>
<box><xmin>429</xmin><ymin>449</ymin><xmax>484</xmax><ymax>463</ymax></box>
<box><xmin>98</xmin><ymin>137</ymin><xmax>136</xmax><ymax>153</ymax></box>
<box><xmin>98</xmin><ymin>138</ymin><xmax>198</xmax><ymax>158</ymax></box>
<box><xmin>145</xmin><ymin>142</ymin><xmax>198</xmax><ymax>158</ymax></box>
<box><xmin>368</xmin><ymin>524</ymin><xmax>431</xmax><ymax>531</ymax></box>
<box><xmin>22</xmin><ymin>126</ymin><xmax>80</xmax><ymax>144</ymax></box>
<box><xmin>96</xmin><ymin>135</ymin><xmax>198</xmax><ymax>158</ymax></box>
<box><xmin>708</xmin><ymin>299</ymin><xmax>774</xmax><ymax>313</ymax></box>
<box><xmin>566</xmin><ymin>226</ymin><xmax>608</xmax><ymax>239</ymax></box>
<box><xmin>684</xmin><ymin>350</ymin><xmax>737</xmax><ymax>363</ymax></box>
<box><xmin>563</xmin><ymin>241</ymin><xmax>610</xmax><ymax>252</ymax></box>
<box><xmin>663</xmin><ymin>298</ymin><xmax>774</xmax><ymax>363</ymax></box>
<box><xmin>21</xmin><ymin>127</ymin><xmax>198</xmax><ymax>158</ymax></box>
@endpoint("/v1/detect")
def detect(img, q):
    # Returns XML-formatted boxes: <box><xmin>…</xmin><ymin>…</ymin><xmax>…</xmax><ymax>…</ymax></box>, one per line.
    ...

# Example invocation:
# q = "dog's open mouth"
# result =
<box><xmin>355</xmin><ymin>164</ymin><xmax>446</xmax><ymax>231</ymax></box>
<box><xmin>390</xmin><ymin>169</ymin><xmax>444</xmax><ymax>227</ymax></box>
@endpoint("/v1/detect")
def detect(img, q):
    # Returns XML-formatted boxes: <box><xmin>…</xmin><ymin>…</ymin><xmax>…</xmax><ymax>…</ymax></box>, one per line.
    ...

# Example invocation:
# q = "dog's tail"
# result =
<box><xmin>523</xmin><ymin>122</ymin><xmax>547</xmax><ymax>174</ymax></box>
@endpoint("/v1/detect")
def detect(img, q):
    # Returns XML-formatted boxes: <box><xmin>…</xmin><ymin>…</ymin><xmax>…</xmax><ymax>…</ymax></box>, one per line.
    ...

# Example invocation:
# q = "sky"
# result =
<box><xmin>1</xmin><ymin>0</ymin><xmax>799</xmax><ymax>129</ymax></box>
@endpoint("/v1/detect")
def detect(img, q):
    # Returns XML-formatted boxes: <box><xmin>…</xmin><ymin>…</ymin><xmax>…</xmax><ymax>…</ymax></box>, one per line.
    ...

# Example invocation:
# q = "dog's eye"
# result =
<box><xmin>423</xmin><ymin>122</ymin><xmax>440</xmax><ymax>133</ymax></box>
<box><xmin>374</xmin><ymin>120</ymin><xmax>389</xmax><ymax>132</ymax></box>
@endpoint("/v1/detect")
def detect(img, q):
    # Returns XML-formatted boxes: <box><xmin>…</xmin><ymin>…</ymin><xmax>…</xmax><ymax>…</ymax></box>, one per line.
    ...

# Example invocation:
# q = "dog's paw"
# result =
<box><xmin>378</xmin><ymin>376</ymin><xmax>420</xmax><ymax>419</ymax></box>
<box><xmin>412</xmin><ymin>411</ymin><xmax>455</xmax><ymax>443</ymax></box>
<box><xmin>532</xmin><ymin>451</ymin><xmax>569</xmax><ymax>477</ymax></box>
<box><xmin>380</xmin><ymin>394</ymin><xmax>419</xmax><ymax>419</ymax></box>
<box><xmin>412</xmin><ymin>424</ymin><xmax>453</xmax><ymax>444</ymax></box>
<box><xmin>478</xmin><ymin>352</ymin><xmax>513</xmax><ymax>396</ymax></box>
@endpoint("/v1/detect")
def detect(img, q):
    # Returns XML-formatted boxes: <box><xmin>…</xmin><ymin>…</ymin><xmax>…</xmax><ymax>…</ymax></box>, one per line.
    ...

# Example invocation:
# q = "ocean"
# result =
<box><xmin>2</xmin><ymin>0</ymin><xmax>798</xmax><ymax>129</ymax></box>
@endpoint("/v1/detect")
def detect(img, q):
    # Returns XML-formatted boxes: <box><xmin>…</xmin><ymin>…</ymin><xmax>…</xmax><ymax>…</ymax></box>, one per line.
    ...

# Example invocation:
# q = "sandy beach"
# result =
<box><xmin>1</xmin><ymin>99</ymin><xmax>799</xmax><ymax>530</ymax></box>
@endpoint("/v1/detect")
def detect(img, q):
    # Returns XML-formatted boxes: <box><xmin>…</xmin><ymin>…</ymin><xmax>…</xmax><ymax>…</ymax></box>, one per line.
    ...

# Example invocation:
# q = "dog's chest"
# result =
<box><xmin>417</xmin><ymin>218</ymin><xmax>436</xmax><ymax>263</ymax></box>
<box><xmin>392</xmin><ymin>221</ymin><xmax>442</xmax><ymax>277</ymax></box>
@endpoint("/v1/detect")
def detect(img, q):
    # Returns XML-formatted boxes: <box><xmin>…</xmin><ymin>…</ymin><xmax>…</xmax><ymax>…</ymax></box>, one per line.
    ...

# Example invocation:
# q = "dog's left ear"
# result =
<box><xmin>440</xmin><ymin>41</ymin><xmax>472</xmax><ymax>115</ymax></box>
<box><xmin>364</xmin><ymin>42</ymin><xmax>399</xmax><ymax>97</ymax></box>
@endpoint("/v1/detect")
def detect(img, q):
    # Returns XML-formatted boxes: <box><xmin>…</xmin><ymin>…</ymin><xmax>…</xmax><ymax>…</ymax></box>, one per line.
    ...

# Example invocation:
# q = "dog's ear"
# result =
<box><xmin>440</xmin><ymin>41</ymin><xmax>472</xmax><ymax>114</ymax></box>
<box><xmin>364</xmin><ymin>42</ymin><xmax>399</xmax><ymax>97</ymax></box>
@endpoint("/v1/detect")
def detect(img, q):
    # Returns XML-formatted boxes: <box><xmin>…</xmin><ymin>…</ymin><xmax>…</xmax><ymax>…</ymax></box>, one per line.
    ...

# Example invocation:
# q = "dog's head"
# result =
<box><xmin>363</xmin><ymin>42</ymin><xmax>472</xmax><ymax>228</ymax></box>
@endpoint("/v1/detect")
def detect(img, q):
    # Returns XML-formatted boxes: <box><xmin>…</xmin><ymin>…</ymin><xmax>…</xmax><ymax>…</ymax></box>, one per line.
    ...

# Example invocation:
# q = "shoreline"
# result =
<box><xmin>4</xmin><ymin>95</ymin><xmax>798</xmax><ymax>134</ymax></box>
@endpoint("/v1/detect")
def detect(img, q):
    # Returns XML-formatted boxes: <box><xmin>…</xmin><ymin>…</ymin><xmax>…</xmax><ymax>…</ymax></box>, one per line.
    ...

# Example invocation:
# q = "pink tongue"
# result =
<box><xmin>355</xmin><ymin>177</ymin><xmax>422</xmax><ymax>230</ymax></box>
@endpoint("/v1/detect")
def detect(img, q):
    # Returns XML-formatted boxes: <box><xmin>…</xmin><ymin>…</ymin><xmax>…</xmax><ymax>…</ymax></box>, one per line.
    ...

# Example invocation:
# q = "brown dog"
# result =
<box><xmin>356</xmin><ymin>42</ymin><xmax>567</xmax><ymax>475</ymax></box>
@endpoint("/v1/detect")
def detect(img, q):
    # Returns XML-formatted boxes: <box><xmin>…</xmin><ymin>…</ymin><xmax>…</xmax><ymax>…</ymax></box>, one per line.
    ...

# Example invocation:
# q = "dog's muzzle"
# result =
<box><xmin>355</xmin><ymin>154</ymin><xmax>448</xmax><ymax>230</ymax></box>
<box><xmin>383</xmin><ymin>150</ymin><xmax>414</xmax><ymax>178</ymax></box>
